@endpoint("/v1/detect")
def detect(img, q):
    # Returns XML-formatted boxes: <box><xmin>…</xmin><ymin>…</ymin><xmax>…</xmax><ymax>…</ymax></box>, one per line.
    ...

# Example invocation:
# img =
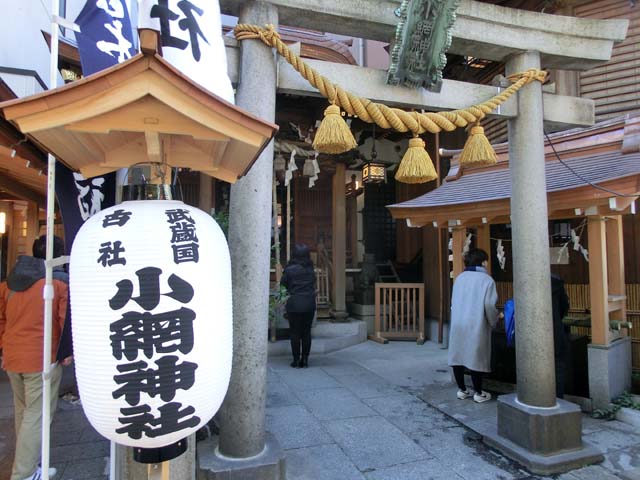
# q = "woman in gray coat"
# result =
<box><xmin>448</xmin><ymin>248</ymin><xmax>499</xmax><ymax>403</ymax></box>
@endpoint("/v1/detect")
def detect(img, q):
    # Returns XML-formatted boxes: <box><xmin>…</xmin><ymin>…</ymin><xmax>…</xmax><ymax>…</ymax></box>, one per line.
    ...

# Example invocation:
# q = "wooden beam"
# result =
<box><xmin>0</xmin><ymin>174</ymin><xmax>46</xmax><ymax>206</ymax></box>
<box><xmin>451</xmin><ymin>227</ymin><xmax>466</xmax><ymax>280</ymax></box>
<box><xmin>332</xmin><ymin>161</ymin><xmax>347</xmax><ymax>317</ymax></box>
<box><xmin>588</xmin><ymin>215</ymin><xmax>609</xmax><ymax>346</ymax></box>
<box><xmin>145</xmin><ymin>131</ymin><xmax>162</xmax><ymax>164</ymax></box>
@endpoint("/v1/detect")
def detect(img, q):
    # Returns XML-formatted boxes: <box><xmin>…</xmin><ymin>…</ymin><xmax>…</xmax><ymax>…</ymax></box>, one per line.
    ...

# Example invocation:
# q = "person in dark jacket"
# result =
<box><xmin>281</xmin><ymin>244</ymin><xmax>316</xmax><ymax>368</ymax></box>
<box><xmin>551</xmin><ymin>273</ymin><xmax>570</xmax><ymax>398</ymax></box>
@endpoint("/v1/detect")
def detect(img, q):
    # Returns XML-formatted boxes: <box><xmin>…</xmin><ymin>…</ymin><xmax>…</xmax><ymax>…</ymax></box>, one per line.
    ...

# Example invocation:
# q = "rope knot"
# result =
<box><xmin>507</xmin><ymin>68</ymin><xmax>548</xmax><ymax>84</ymax></box>
<box><xmin>259</xmin><ymin>24</ymin><xmax>280</xmax><ymax>45</ymax></box>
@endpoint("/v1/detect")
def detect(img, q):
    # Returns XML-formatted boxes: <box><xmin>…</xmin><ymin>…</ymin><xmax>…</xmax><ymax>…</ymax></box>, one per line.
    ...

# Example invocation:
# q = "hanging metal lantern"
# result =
<box><xmin>362</xmin><ymin>125</ymin><xmax>387</xmax><ymax>184</ymax></box>
<box><xmin>70</xmin><ymin>200</ymin><xmax>232</xmax><ymax>448</ymax></box>
<box><xmin>362</xmin><ymin>162</ymin><xmax>387</xmax><ymax>183</ymax></box>
<box><xmin>362</xmin><ymin>147</ymin><xmax>387</xmax><ymax>184</ymax></box>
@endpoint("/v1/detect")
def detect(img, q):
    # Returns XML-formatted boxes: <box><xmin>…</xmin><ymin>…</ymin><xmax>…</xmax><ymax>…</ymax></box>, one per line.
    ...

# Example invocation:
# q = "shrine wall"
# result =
<box><xmin>575</xmin><ymin>0</ymin><xmax>640</xmax><ymax>122</ymax></box>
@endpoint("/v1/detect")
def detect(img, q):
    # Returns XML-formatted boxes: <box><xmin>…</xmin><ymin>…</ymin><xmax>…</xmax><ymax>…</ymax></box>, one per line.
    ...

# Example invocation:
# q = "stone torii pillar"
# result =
<box><xmin>197</xmin><ymin>2</ymin><xmax>286</xmax><ymax>478</ymax></box>
<box><xmin>484</xmin><ymin>51</ymin><xmax>602</xmax><ymax>475</ymax></box>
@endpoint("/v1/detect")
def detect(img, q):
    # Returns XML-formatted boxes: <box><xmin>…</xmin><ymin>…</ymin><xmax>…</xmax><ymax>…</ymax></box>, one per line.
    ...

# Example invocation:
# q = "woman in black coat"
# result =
<box><xmin>281</xmin><ymin>244</ymin><xmax>316</xmax><ymax>368</ymax></box>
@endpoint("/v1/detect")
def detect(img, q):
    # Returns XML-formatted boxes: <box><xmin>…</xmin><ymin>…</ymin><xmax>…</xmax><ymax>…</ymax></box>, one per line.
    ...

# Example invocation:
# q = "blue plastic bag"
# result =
<box><xmin>504</xmin><ymin>299</ymin><xmax>515</xmax><ymax>347</ymax></box>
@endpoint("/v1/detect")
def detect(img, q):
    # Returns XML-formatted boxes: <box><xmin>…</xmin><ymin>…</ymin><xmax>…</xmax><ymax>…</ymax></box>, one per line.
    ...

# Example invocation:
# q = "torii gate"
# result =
<box><xmin>200</xmin><ymin>1</ymin><xmax>629</xmax><ymax>479</ymax></box>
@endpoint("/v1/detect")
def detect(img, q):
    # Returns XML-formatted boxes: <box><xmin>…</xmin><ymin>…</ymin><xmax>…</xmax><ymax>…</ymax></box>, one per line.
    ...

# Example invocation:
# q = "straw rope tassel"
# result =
<box><xmin>459</xmin><ymin>122</ymin><xmax>497</xmax><ymax>167</ymax></box>
<box><xmin>395</xmin><ymin>137</ymin><xmax>437</xmax><ymax>184</ymax></box>
<box><xmin>233</xmin><ymin>24</ymin><xmax>548</xmax><ymax>182</ymax></box>
<box><xmin>313</xmin><ymin>104</ymin><xmax>357</xmax><ymax>154</ymax></box>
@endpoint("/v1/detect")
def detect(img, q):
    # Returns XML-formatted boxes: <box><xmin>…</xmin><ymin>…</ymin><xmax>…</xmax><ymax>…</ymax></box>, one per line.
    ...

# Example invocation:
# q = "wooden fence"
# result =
<box><xmin>373</xmin><ymin>283</ymin><xmax>425</xmax><ymax>344</ymax></box>
<box><xmin>496</xmin><ymin>282</ymin><xmax>640</xmax><ymax>371</ymax></box>
<box><xmin>315</xmin><ymin>267</ymin><xmax>331</xmax><ymax>306</ymax></box>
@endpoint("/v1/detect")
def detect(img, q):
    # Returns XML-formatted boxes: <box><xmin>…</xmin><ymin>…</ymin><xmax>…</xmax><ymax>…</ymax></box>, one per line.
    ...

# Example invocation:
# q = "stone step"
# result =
<box><xmin>267</xmin><ymin>320</ymin><xmax>367</xmax><ymax>357</ymax></box>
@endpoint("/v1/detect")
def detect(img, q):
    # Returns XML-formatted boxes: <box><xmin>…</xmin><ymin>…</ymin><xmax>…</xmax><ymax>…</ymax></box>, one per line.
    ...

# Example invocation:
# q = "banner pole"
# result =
<box><xmin>41</xmin><ymin>1</ymin><xmax>60</xmax><ymax>479</ymax></box>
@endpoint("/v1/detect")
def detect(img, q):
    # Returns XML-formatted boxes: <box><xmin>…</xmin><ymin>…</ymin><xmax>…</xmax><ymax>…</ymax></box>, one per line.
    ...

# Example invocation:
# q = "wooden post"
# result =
<box><xmin>286</xmin><ymin>180</ymin><xmax>291</xmax><ymax>262</ymax></box>
<box><xmin>147</xmin><ymin>462</ymin><xmax>170</xmax><ymax>480</ymax></box>
<box><xmin>476</xmin><ymin>224</ymin><xmax>492</xmax><ymax>274</ymax></box>
<box><xmin>588</xmin><ymin>215</ymin><xmax>609</xmax><ymax>345</ymax></box>
<box><xmin>451</xmin><ymin>227</ymin><xmax>466</xmax><ymax>280</ymax></box>
<box><xmin>373</xmin><ymin>283</ymin><xmax>385</xmax><ymax>343</ymax></box>
<box><xmin>271</xmin><ymin>175</ymin><xmax>281</xmax><ymax>342</ymax></box>
<box><xmin>198</xmin><ymin>173</ymin><xmax>213</xmax><ymax>214</ymax></box>
<box><xmin>606</xmin><ymin>215</ymin><xmax>627</xmax><ymax>335</ymax></box>
<box><xmin>273</xmin><ymin>176</ymin><xmax>282</xmax><ymax>282</ymax></box>
<box><xmin>332</xmin><ymin>162</ymin><xmax>348</xmax><ymax>320</ymax></box>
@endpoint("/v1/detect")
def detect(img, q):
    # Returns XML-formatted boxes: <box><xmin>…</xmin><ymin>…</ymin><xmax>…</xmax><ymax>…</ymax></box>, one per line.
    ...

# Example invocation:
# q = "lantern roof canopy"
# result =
<box><xmin>0</xmin><ymin>50</ymin><xmax>278</xmax><ymax>183</ymax></box>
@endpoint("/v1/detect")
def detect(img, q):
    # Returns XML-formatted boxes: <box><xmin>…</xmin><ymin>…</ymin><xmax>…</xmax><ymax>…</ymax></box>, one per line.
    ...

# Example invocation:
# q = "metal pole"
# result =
<box><xmin>110</xmin><ymin>441</ymin><xmax>117</xmax><ymax>480</ymax></box>
<box><xmin>42</xmin><ymin>1</ymin><xmax>60</xmax><ymax>479</ymax></box>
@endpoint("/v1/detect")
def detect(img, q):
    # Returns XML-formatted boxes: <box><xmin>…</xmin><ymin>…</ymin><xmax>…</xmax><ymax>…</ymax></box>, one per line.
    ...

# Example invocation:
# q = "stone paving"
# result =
<box><xmin>2</xmin><ymin>340</ymin><xmax>640</xmax><ymax>480</ymax></box>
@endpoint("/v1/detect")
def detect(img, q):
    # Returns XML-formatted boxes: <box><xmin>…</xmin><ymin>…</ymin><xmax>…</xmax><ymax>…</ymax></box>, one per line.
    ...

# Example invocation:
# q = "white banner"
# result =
<box><xmin>138</xmin><ymin>0</ymin><xmax>235</xmax><ymax>104</ymax></box>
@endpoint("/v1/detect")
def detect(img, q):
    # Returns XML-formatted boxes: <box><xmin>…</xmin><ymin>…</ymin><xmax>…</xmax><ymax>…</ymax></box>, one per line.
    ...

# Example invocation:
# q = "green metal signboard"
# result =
<box><xmin>388</xmin><ymin>0</ymin><xmax>460</xmax><ymax>92</ymax></box>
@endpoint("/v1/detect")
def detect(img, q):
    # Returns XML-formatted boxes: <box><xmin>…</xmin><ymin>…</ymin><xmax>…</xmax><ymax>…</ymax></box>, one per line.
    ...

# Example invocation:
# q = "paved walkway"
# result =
<box><xmin>2</xmin><ymin>340</ymin><xmax>640</xmax><ymax>479</ymax></box>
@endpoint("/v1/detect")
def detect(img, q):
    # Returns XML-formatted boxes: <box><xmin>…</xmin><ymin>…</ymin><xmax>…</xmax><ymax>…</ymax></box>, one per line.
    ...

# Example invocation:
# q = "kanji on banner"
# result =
<box><xmin>138</xmin><ymin>0</ymin><xmax>235</xmax><ymax>103</ymax></box>
<box><xmin>74</xmin><ymin>0</ymin><xmax>137</xmax><ymax>76</ymax></box>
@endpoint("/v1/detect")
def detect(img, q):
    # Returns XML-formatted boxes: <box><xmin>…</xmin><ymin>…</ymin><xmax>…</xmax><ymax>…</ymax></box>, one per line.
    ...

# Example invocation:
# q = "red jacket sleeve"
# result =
<box><xmin>0</xmin><ymin>283</ymin><xmax>6</xmax><ymax>350</ymax></box>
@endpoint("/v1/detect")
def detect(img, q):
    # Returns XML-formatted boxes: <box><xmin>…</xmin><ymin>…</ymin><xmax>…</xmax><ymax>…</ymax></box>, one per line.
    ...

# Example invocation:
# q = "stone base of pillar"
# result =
<box><xmin>483</xmin><ymin>394</ymin><xmax>602</xmax><ymax>475</ymax></box>
<box><xmin>588</xmin><ymin>337</ymin><xmax>632</xmax><ymax>410</ymax></box>
<box><xmin>347</xmin><ymin>303</ymin><xmax>374</xmax><ymax>334</ymax></box>
<box><xmin>330</xmin><ymin>310</ymin><xmax>349</xmax><ymax>323</ymax></box>
<box><xmin>197</xmin><ymin>433</ymin><xmax>286</xmax><ymax>480</ymax></box>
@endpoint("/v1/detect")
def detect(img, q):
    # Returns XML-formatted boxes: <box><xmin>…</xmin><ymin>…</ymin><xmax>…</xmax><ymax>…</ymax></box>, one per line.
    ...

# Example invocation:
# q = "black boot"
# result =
<box><xmin>290</xmin><ymin>357</ymin><xmax>300</xmax><ymax>368</ymax></box>
<box><xmin>299</xmin><ymin>356</ymin><xmax>308</xmax><ymax>368</ymax></box>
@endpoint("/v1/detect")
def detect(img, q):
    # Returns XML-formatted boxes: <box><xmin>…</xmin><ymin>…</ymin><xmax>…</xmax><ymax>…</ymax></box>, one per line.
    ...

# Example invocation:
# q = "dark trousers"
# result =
<box><xmin>452</xmin><ymin>365</ymin><xmax>483</xmax><ymax>394</ymax></box>
<box><xmin>288</xmin><ymin>311</ymin><xmax>314</xmax><ymax>359</ymax></box>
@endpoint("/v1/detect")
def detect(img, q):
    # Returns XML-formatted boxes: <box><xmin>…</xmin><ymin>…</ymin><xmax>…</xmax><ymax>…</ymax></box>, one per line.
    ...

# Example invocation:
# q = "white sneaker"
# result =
<box><xmin>22</xmin><ymin>467</ymin><xmax>57</xmax><ymax>480</ymax></box>
<box><xmin>473</xmin><ymin>391</ymin><xmax>492</xmax><ymax>403</ymax></box>
<box><xmin>456</xmin><ymin>389</ymin><xmax>472</xmax><ymax>400</ymax></box>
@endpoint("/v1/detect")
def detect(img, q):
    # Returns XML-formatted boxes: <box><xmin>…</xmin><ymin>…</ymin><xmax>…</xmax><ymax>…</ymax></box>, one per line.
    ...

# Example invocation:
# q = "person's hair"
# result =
<box><xmin>290</xmin><ymin>244</ymin><xmax>313</xmax><ymax>268</ymax></box>
<box><xmin>464</xmin><ymin>248</ymin><xmax>488</xmax><ymax>267</ymax></box>
<box><xmin>32</xmin><ymin>235</ymin><xmax>65</xmax><ymax>259</ymax></box>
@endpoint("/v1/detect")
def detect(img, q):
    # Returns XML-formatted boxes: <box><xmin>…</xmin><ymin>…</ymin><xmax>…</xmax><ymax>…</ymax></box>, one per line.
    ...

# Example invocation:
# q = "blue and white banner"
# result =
<box><xmin>55</xmin><ymin>0</ymin><xmax>137</xmax><ymax>359</ymax></box>
<box><xmin>74</xmin><ymin>0</ymin><xmax>137</xmax><ymax>76</ymax></box>
<box><xmin>138</xmin><ymin>0</ymin><xmax>235</xmax><ymax>103</ymax></box>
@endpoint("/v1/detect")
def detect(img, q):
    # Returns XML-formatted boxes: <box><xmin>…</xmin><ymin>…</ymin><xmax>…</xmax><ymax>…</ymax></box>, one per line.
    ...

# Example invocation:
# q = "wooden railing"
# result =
<box><xmin>373</xmin><ymin>283</ymin><xmax>425</xmax><ymax>344</ymax></box>
<box><xmin>315</xmin><ymin>267</ymin><xmax>331</xmax><ymax>306</ymax></box>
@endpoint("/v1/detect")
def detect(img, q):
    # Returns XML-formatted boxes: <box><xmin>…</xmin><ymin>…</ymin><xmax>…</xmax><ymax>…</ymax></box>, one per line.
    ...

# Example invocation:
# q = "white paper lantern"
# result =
<box><xmin>70</xmin><ymin>200</ymin><xmax>232</xmax><ymax>448</ymax></box>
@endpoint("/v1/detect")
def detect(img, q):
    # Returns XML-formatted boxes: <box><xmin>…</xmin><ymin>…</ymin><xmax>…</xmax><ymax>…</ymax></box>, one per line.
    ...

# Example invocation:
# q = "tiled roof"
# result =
<box><xmin>389</xmin><ymin>151</ymin><xmax>640</xmax><ymax>210</ymax></box>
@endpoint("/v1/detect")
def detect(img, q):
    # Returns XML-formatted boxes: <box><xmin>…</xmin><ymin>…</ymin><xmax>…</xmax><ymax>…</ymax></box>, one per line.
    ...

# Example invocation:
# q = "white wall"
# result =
<box><xmin>0</xmin><ymin>2</ymin><xmax>55</xmax><ymax>95</ymax></box>
<box><xmin>0</xmin><ymin>0</ymin><xmax>141</xmax><ymax>97</ymax></box>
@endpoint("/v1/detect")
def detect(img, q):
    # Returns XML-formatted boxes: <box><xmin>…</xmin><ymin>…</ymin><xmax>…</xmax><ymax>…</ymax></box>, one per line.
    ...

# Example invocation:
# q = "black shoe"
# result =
<box><xmin>299</xmin><ymin>356</ymin><xmax>308</xmax><ymax>368</ymax></box>
<box><xmin>290</xmin><ymin>358</ymin><xmax>300</xmax><ymax>368</ymax></box>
